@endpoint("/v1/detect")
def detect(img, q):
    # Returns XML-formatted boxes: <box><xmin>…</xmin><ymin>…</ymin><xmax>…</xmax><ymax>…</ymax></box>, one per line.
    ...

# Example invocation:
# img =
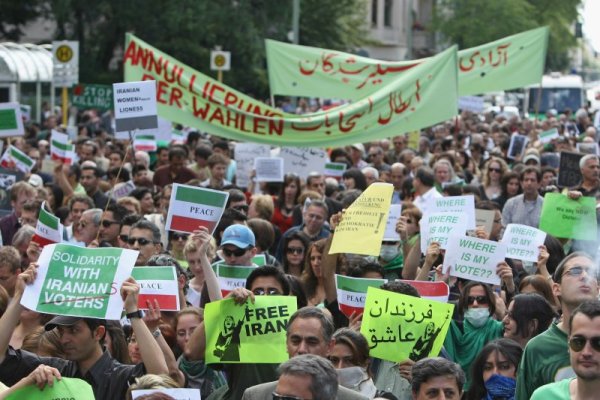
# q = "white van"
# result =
<box><xmin>524</xmin><ymin>73</ymin><xmax>585</xmax><ymax>118</ymax></box>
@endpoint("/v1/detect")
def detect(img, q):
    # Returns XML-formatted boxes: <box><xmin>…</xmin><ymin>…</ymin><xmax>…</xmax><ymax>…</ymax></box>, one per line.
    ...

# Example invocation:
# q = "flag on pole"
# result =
<box><xmin>32</xmin><ymin>202</ymin><xmax>64</xmax><ymax>247</ymax></box>
<box><xmin>134</xmin><ymin>134</ymin><xmax>157</xmax><ymax>152</ymax></box>
<box><xmin>0</xmin><ymin>145</ymin><xmax>35</xmax><ymax>172</ymax></box>
<box><xmin>165</xmin><ymin>184</ymin><xmax>229</xmax><ymax>234</ymax></box>
<box><xmin>131</xmin><ymin>267</ymin><xmax>180</xmax><ymax>311</ymax></box>
<box><xmin>215</xmin><ymin>265</ymin><xmax>257</xmax><ymax>297</ymax></box>
<box><xmin>50</xmin><ymin>130</ymin><xmax>75</xmax><ymax>165</ymax></box>
<box><xmin>335</xmin><ymin>274</ymin><xmax>386</xmax><ymax>318</ymax></box>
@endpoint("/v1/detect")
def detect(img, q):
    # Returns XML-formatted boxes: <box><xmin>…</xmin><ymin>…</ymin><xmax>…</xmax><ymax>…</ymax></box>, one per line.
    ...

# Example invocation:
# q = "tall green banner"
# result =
<box><xmin>124</xmin><ymin>34</ymin><xmax>458</xmax><ymax>147</ymax></box>
<box><xmin>266</xmin><ymin>26</ymin><xmax>548</xmax><ymax>98</ymax></box>
<box><xmin>204</xmin><ymin>296</ymin><xmax>297</xmax><ymax>364</ymax></box>
<box><xmin>539</xmin><ymin>193</ymin><xmax>597</xmax><ymax>240</ymax></box>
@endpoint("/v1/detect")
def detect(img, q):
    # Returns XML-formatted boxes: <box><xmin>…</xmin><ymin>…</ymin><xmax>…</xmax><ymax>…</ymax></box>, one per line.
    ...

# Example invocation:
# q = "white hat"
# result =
<box><xmin>28</xmin><ymin>174</ymin><xmax>43</xmax><ymax>188</ymax></box>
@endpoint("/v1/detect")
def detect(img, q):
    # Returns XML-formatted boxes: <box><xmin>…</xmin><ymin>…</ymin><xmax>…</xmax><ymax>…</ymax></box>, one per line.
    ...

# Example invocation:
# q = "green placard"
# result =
<box><xmin>360</xmin><ymin>287</ymin><xmax>454</xmax><ymax>363</ymax></box>
<box><xmin>72</xmin><ymin>84</ymin><xmax>114</xmax><ymax>111</ymax></box>
<box><xmin>539</xmin><ymin>193</ymin><xmax>597</xmax><ymax>240</ymax></box>
<box><xmin>0</xmin><ymin>109</ymin><xmax>17</xmax><ymax>130</ymax></box>
<box><xmin>5</xmin><ymin>377</ymin><xmax>94</xmax><ymax>400</ymax></box>
<box><xmin>204</xmin><ymin>296</ymin><xmax>297</xmax><ymax>364</ymax></box>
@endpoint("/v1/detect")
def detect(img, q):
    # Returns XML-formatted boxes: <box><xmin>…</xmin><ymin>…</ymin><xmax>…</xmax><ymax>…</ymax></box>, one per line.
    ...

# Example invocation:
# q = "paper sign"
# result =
<box><xmin>21</xmin><ymin>244</ymin><xmax>138</xmax><ymax>320</ymax></box>
<box><xmin>577</xmin><ymin>142</ymin><xmax>600</xmax><ymax>155</ymax></box>
<box><xmin>502</xmin><ymin>224</ymin><xmax>546</xmax><ymax>262</ymax></box>
<box><xmin>335</xmin><ymin>274</ymin><xmax>387</xmax><ymax>317</ymax></box>
<box><xmin>32</xmin><ymin>202</ymin><xmax>64</xmax><ymax>247</ymax></box>
<box><xmin>324</xmin><ymin>162</ymin><xmax>347</xmax><ymax>178</ymax></box>
<box><xmin>112</xmin><ymin>180</ymin><xmax>136</xmax><ymax>199</ymax></box>
<box><xmin>420</xmin><ymin>212</ymin><xmax>468</xmax><ymax>251</ymax></box>
<box><xmin>330</xmin><ymin>183</ymin><xmax>394</xmax><ymax>256</ymax></box>
<box><xmin>557</xmin><ymin>151</ymin><xmax>583</xmax><ymax>188</ymax></box>
<box><xmin>426</xmin><ymin>195</ymin><xmax>475</xmax><ymax>229</ymax></box>
<box><xmin>539</xmin><ymin>193</ymin><xmax>597</xmax><ymax>240</ymax></box>
<box><xmin>361</xmin><ymin>287</ymin><xmax>454</xmax><ymax>363</ymax></box>
<box><xmin>458</xmin><ymin>96</ymin><xmax>484</xmax><ymax>113</ymax></box>
<box><xmin>475</xmin><ymin>209</ymin><xmax>496</xmax><ymax>236</ymax></box>
<box><xmin>113</xmin><ymin>80</ymin><xmax>158</xmax><ymax>133</ymax></box>
<box><xmin>132</xmin><ymin>388</ymin><xmax>200</xmax><ymax>400</ymax></box>
<box><xmin>280</xmin><ymin>147</ymin><xmax>327</xmax><ymax>178</ymax></box>
<box><xmin>539</xmin><ymin>127</ymin><xmax>559</xmax><ymax>144</ymax></box>
<box><xmin>131</xmin><ymin>266</ymin><xmax>180</xmax><ymax>311</ymax></box>
<box><xmin>383</xmin><ymin>204</ymin><xmax>403</xmax><ymax>241</ymax></box>
<box><xmin>166</xmin><ymin>183</ymin><xmax>229</xmax><ymax>234</ymax></box>
<box><xmin>507</xmin><ymin>134</ymin><xmax>528</xmax><ymax>160</ymax></box>
<box><xmin>5</xmin><ymin>377</ymin><xmax>94</xmax><ymax>400</ymax></box>
<box><xmin>0</xmin><ymin>102</ymin><xmax>24</xmax><ymax>137</ymax></box>
<box><xmin>234</xmin><ymin>142</ymin><xmax>271</xmax><ymax>188</ymax></box>
<box><xmin>205</xmin><ymin>296</ymin><xmax>297</xmax><ymax>364</ymax></box>
<box><xmin>443</xmin><ymin>235</ymin><xmax>506</xmax><ymax>285</ymax></box>
<box><xmin>396</xmin><ymin>280</ymin><xmax>449</xmax><ymax>303</ymax></box>
<box><xmin>211</xmin><ymin>264</ymin><xmax>258</xmax><ymax>297</ymax></box>
<box><xmin>255</xmin><ymin>157</ymin><xmax>284</xmax><ymax>182</ymax></box>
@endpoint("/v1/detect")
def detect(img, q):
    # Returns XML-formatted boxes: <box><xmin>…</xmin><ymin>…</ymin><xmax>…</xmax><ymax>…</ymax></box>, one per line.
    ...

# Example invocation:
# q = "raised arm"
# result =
<box><xmin>191</xmin><ymin>227</ymin><xmax>222</xmax><ymax>302</ymax></box>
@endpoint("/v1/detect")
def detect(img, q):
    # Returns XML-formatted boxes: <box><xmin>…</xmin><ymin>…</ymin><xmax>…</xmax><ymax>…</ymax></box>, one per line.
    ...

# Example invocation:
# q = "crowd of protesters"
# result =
<box><xmin>0</xmin><ymin>102</ymin><xmax>598</xmax><ymax>399</ymax></box>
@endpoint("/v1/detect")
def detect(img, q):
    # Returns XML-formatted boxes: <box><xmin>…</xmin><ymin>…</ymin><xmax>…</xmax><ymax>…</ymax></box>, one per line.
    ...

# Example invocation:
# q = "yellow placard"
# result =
<box><xmin>330</xmin><ymin>182</ymin><xmax>393</xmax><ymax>256</ymax></box>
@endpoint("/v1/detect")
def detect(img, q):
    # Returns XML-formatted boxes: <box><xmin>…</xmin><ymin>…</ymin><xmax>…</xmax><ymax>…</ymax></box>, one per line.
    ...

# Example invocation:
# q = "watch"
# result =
<box><xmin>126</xmin><ymin>310</ymin><xmax>143</xmax><ymax>320</ymax></box>
<box><xmin>152</xmin><ymin>329</ymin><xmax>161</xmax><ymax>338</ymax></box>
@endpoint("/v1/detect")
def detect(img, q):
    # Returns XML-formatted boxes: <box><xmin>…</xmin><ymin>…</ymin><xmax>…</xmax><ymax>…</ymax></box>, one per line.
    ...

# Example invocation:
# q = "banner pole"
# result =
<box><xmin>61</xmin><ymin>87</ymin><xmax>68</xmax><ymax>126</ymax></box>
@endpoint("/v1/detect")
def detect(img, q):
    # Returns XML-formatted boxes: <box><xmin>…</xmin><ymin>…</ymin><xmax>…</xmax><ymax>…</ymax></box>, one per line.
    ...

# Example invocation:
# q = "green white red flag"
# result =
<box><xmin>165</xmin><ymin>184</ymin><xmax>229</xmax><ymax>234</ymax></box>
<box><xmin>213</xmin><ymin>264</ymin><xmax>257</xmax><ymax>297</ymax></box>
<box><xmin>0</xmin><ymin>145</ymin><xmax>34</xmax><ymax>172</ymax></box>
<box><xmin>398</xmin><ymin>280</ymin><xmax>449</xmax><ymax>303</ymax></box>
<box><xmin>134</xmin><ymin>134</ymin><xmax>157</xmax><ymax>152</ymax></box>
<box><xmin>131</xmin><ymin>266</ymin><xmax>180</xmax><ymax>311</ymax></box>
<box><xmin>335</xmin><ymin>274</ymin><xmax>386</xmax><ymax>318</ymax></box>
<box><xmin>50</xmin><ymin>130</ymin><xmax>75</xmax><ymax>165</ymax></box>
<box><xmin>32</xmin><ymin>202</ymin><xmax>64</xmax><ymax>247</ymax></box>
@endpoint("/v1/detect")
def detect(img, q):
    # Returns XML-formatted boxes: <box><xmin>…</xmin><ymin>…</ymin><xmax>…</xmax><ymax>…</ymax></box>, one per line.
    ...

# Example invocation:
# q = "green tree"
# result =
<box><xmin>0</xmin><ymin>1</ymin><xmax>44</xmax><ymax>41</ymax></box>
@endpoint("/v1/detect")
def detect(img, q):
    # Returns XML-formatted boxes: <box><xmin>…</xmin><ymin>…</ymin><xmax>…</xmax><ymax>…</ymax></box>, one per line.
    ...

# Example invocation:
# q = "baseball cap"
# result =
<box><xmin>221</xmin><ymin>224</ymin><xmax>255</xmax><ymax>248</ymax></box>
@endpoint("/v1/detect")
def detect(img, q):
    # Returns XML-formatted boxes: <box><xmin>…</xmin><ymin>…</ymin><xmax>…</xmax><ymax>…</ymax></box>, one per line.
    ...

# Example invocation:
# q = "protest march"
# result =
<box><xmin>1</xmin><ymin>6</ymin><xmax>600</xmax><ymax>400</ymax></box>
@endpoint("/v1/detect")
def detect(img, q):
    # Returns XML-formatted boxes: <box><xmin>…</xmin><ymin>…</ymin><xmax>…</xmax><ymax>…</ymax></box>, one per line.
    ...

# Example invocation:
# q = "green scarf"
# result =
<box><xmin>443</xmin><ymin>318</ymin><xmax>503</xmax><ymax>389</ymax></box>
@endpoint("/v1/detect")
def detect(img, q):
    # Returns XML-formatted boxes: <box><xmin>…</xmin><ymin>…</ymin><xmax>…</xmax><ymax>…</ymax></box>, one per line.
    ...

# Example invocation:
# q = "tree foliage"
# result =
<box><xmin>432</xmin><ymin>0</ymin><xmax>582</xmax><ymax>72</ymax></box>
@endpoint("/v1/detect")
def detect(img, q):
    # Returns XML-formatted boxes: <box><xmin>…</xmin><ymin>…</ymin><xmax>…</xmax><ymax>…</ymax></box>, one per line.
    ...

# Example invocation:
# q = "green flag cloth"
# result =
<box><xmin>124</xmin><ymin>34</ymin><xmax>458</xmax><ymax>147</ymax></box>
<box><xmin>5</xmin><ymin>377</ymin><xmax>94</xmax><ymax>400</ymax></box>
<box><xmin>266</xmin><ymin>26</ymin><xmax>548</xmax><ymax>98</ymax></box>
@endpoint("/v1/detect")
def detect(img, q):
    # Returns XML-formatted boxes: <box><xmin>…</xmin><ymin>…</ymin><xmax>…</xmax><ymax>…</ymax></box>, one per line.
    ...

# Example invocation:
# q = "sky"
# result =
<box><xmin>583</xmin><ymin>0</ymin><xmax>600</xmax><ymax>53</ymax></box>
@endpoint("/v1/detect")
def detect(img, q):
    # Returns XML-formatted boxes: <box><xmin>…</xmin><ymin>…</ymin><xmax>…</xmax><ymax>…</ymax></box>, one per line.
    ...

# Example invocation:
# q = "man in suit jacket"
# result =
<box><xmin>242</xmin><ymin>308</ymin><xmax>368</xmax><ymax>400</ymax></box>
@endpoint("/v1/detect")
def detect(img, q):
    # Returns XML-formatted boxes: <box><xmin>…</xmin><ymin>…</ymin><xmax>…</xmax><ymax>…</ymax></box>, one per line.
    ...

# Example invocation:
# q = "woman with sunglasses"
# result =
<box><xmin>444</xmin><ymin>281</ymin><xmax>505</xmax><ymax>390</ymax></box>
<box><xmin>480</xmin><ymin>157</ymin><xmax>508</xmax><ymax>201</ymax></box>
<box><xmin>282</xmin><ymin>231</ymin><xmax>310</xmax><ymax>277</ymax></box>
<box><xmin>466</xmin><ymin>338</ymin><xmax>523</xmax><ymax>400</ymax></box>
<box><xmin>272</xmin><ymin>173</ymin><xmax>301</xmax><ymax>235</ymax></box>
<box><xmin>503</xmin><ymin>293</ymin><xmax>556</xmax><ymax>348</ymax></box>
<box><xmin>168</xmin><ymin>230</ymin><xmax>190</xmax><ymax>269</ymax></box>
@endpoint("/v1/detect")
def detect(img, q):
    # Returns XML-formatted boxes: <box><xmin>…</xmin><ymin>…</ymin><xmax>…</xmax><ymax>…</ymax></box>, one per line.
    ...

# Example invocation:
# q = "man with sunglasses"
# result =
<box><xmin>99</xmin><ymin>203</ymin><xmax>130</xmax><ymax>247</ymax></box>
<box><xmin>517</xmin><ymin>252</ymin><xmax>600</xmax><ymax>399</ymax></box>
<box><xmin>531</xmin><ymin>300</ymin><xmax>600</xmax><ymax>399</ymax></box>
<box><xmin>128</xmin><ymin>220</ymin><xmax>163</xmax><ymax>266</ymax></box>
<box><xmin>218</xmin><ymin>225</ymin><xmax>258</xmax><ymax>267</ymax></box>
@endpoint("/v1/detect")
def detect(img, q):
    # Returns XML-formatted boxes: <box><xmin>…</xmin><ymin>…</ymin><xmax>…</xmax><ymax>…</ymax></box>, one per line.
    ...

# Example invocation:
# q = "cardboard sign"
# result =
<box><xmin>335</xmin><ymin>274</ymin><xmax>387</xmax><ymax>317</ymax></box>
<box><xmin>234</xmin><ymin>143</ymin><xmax>271</xmax><ymax>188</ymax></box>
<box><xmin>0</xmin><ymin>102</ymin><xmax>24</xmax><ymax>137</ymax></box>
<box><xmin>113</xmin><ymin>80</ymin><xmax>158</xmax><ymax>133</ymax></box>
<box><xmin>165</xmin><ymin>184</ymin><xmax>229</xmax><ymax>234</ymax></box>
<box><xmin>539</xmin><ymin>193</ymin><xmax>597</xmax><ymax>240</ymax></box>
<box><xmin>132</xmin><ymin>267</ymin><xmax>180</xmax><ymax>311</ymax></box>
<box><xmin>426</xmin><ymin>195</ymin><xmax>476</xmax><ymax>229</ymax></box>
<box><xmin>443</xmin><ymin>235</ymin><xmax>507</xmax><ymax>285</ymax></box>
<box><xmin>420</xmin><ymin>212</ymin><xmax>468</xmax><ymax>250</ymax></box>
<box><xmin>280</xmin><ymin>147</ymin><xmax>327</xmax><ymax>179</ymax></box>
<box><xmin>502</xmin><ymin>224</ymin><xmax>546</xmax><ymax>262</ymax></box>
<box><xmin>475</xmin><ymin>209</ymin><xmax>496</xmax><ymax>236</ymax></box>
<box><xmin>255</xmin><ymin>157</ymin><xmax>284</xmax><ymax>182</ymax></box>
<box><xmin>557</xmin><ymin>151</ymin><xmax>583</xmax><ymax>188</ymax></box>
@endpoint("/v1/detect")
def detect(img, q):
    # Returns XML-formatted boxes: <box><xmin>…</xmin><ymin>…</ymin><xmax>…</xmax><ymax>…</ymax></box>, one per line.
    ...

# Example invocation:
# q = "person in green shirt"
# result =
<box><xmin>517</xmin><ymin>252</ymin><xmax>600</xmax><ymax>399</ymax></box>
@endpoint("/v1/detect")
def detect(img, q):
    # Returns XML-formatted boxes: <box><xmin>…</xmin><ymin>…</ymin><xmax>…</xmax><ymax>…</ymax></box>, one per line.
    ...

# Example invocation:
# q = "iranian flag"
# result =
<box><xmin>0</xmin><ymin>145</ymin><xmax>34</xmax><ymax>172</ymax></box>
<box><xmin>134</xmin><ymin>134</ymin><xmax>157</xmax><ymax>152</ymax></box>
<box><xmin>32</xmin><ymin>202</ymin><xmax>64</xmax><ymax>247</ymax></box>
<box><xmin>324</xmin><ymin>162</ymin><xmax>347</xmax><ymax>178</ymax></box>
<box><xmin>131</xmin><ymin>266</ymin><xmax>180</xmax><ymax>311</ymax></box>
<box><xmin>336</xmin><ymin>274</ymin><xmax>386</xmax><ymax>318</ymax></box>
<box><xmin>215</xmin><ymin>265</ymin><xmax>257</xmax><ymax>297</ymax></box>
<box><xmin>50</xmin><ymin>130</ymin><xmax>75</xmax><ymax>165</ymax></box>
<box><xmin>166</xmin><ymin>184</ymin><xmax>229</xmax><ymax>234</ymax></box>
<box><xmin>397</xmin><ymin>280</ymin><xmax>449</xmax><ymax>303</ymax></box>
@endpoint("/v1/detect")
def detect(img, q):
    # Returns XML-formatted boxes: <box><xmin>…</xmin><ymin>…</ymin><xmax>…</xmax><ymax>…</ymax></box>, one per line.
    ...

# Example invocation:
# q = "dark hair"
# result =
<box><xmin>245</xmin><ymin>265</ymin><xmax>290</xmax><ymax>295</ymax></box>
<box><xmin>414</xmin><ymin>167</ymin><xmax>435</xmax><ymax>187</ymax></box>
<box><xmin>105</xmin><ymin>322</ymin><xmax>131</xmax><ymax>364</ymax></box>
<box><xmin>287</xmin><ymin>274</ymin><xmax>308</xmax><ymax>309</ymax></box>
<box><xmin>130</xmin><ymin>187</ymin><xmax>153</xmax><ymax>202</ymax></box>
<box><xmin>349</xmin><ymin>262</ymin><xmax>385</xmax><ymax>279</ymax></box>
<box><xmin>287</xmin><ymin>306</ymin><xmax>335</xmax><ymax>343</ymax></box>
<box><xmin>331</xmin><ymin>328</ymin><xmax>371</xmax><ymax>369</ymax></box>
<box><xmin>106</xmin><ymin>203</ymin><xmax>130</xmax><ymax>222</ymax></box>
<box><xmin>553</xmin><ymin>251</ymin><xmax>594</xmax><ymax>284</ymax></box>
<box><xmin>226</xmin><ymin>189</ymin><xmax>246</xmax><ymax>207</ymax></box>
<box><xmin>519</xmin><ymin>166</ymin><xmax>541</xmax><ymax>182</ymax></box>
<box><xmin>168</xmin><ymin>146</ymin><xmax>187</xmax><ymax>161</ymax></box>
<box><xmin>277</xmin><ymin>174</ymin><xmax>302</xmax><ymax>210</ymax></box>
<box><xmin>107</xmin><ymin>166</ymin><xmax>130</xmax><ymax>182</ymax></box>
<box><xmin>195</xmin><ymin>144</ymin><xmax>212</xmax><ymax>159</ymax></box>
<box><xmin>247</xmin><ymin>218</ymin><xmax>275</xmax><ymax>252</ymax></box>
<box><xmin>342</xmin><ymin>168</ymin><xmax>368</xmax><ymax>191</ymax></box>
<box><xmin>543</xmin><ymin>234</ymin><xmax>565</xmax><ymax>276</ymax></box>
<box><xmin>81</xmin><ymin>165</ymin><xmax>103</xmax><ymax>178</ymax></box>
<box><xmin>466</xmin><ymin>339</ymin><xmax>522</xmax><ymax>400</ymax></box>
<box><xmin>120</xmin><ymin>213</ymin><xmax>143</xmax><ymax>229</ymax></box>
<box><xmin>301</xmin><ymin>239</ymin><xmax>327</xmax><ymax>299</ymax></box>
<box><xmin>380</xmin><ymin>281</ymin><xmax>421</xmax><ymax>297</ymax></box>
<box><xmin>412</xmin><ymin>357</ymin><xmax>465</xmax><ymax>394</ymax></box>
<box><xmin>475</xmin><ymin>200</ymin><xmax>501</xmax><ymax>212</ymax></box>
<box><xmin>510</xmin><ymin>293</ymin><xmax>556</xmax><ymax>340</ymax></box>
<box><xmin>282</xmin><ymin>231</ymin><xmax>310</xmax><ymax>274</ymax></box>
<box><xmin>458</xmin><ymin>281</ymin><xmax>496</xmax><ymax>317</ymax></box>
<box><xmin>212</xmin><ymin>140</ymin><xmax>229</xmax><ymax>153</ymax></box>
<box><xmin>570</xmin><ymin>300</ymin><xmax>600</xmax><ymax>334</ymax></box>
<box><xmin>499</xmin><ymin>171</ymin><xmax>521</xmax><ymax>198</ymax></box>
<box><xmin>68</xmin><ymin>194</ymin><xmax>94</xmax><ymax>211</ymax></box>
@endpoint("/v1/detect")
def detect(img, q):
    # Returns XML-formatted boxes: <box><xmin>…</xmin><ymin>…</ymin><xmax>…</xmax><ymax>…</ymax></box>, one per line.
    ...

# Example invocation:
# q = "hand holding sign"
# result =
<box><xmin>121</xmin><ymin>277</ymin><xmax>140</xmax><ymax>313</ymax></box>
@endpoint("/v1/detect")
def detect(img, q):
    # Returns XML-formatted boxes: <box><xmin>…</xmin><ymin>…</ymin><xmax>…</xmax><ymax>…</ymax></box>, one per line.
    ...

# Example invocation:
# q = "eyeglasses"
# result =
<box><xmin>272</xmin><ymin>393</ymin><xmax>309</xmax><ymax>400</ymax></box>
<box><xmin>127</xmin><ymin>237</ymin><xmax>154</xmax><ymax>246</ymax></box>
<box><xmin>253</xmin><ymin>287</ymin><xmax>281</xmax><ymax>296</ymax></box>
<box><xmin>119</xmin><ymin>234</ymin><xmax>129</xmax><ymax>242</ymax></box>
<box><xmin>232</xmin><ymin>205</ymin><xmax>249</xmax><ymax>213</ymax></box>
<box><xmin>488</xmin><ymin>167</ymin><xmax>502</xmax><ymax>173</ymax></box>
<box><xmin>221</xmin><ymin>247</ymin><xmax>249</xmax><ymax>257</ymax></box>
<box><xmin>101</xmin><ymin>220</ymin><xmax>120</xmax><ymax>228</ymax></box>
<box><xmin>467</xmin><ymin>295</ymin><xmax>489</xmax><ymax>305</ymax></box>
<box><xmin>287</xmin><ymin>247</ymin><xmax>304</xmax><ymax>255</ymax></box>
<box><xmin>569</xmin><ymin>335</ymin><xmax>600</xmax><ymax>352</ymax></box>
<box><xmin>172</xmin><ymin>232</ymin><xmax>189</xmax><ymax>241</ymax></box>
<box><xmin>562</xmin><ymin>266</ymin><xmax>596</xmax><ymax>279</ymax></box>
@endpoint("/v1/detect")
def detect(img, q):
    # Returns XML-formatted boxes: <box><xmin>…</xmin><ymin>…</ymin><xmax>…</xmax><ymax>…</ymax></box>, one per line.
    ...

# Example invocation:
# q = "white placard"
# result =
<box><xmin>443</xmin><ymin>235</ymin><xmax>507</xmax><ymax>285</ymax></box>
<box><xmin>280</xmin><ymin>147</ymin><xmax>327</xmax><ymax>179</ymax></box>
<box><xmin>458</xmin><ymin>96</ymin><xmax>485</xmax><ymax>113</ymax></box>
<box><xmin>234</xmin><ymin>142</ymin><xmax>271</xmax><ymax>188</ymax></box>
<box><xmin>255</xmin><ymin>157</ymin><xmax>284</xmax><ymax>182</ymax></box>
<box><xmin>475</xmin><ymin>209</ymin><xmax>496</xmax><ymax>237</ymax></box>
<box><xmin>383</xmin><ymin>204</ymin><xmax>403</xmax><ymax>241</ymax></box>
<box><xmin>113</xmin><ymin>80</ymin><xmax>158</xmax><ymax>133</ymax></box>
<box><xmin>0</xmin><ymin>102</ymin><xmax>24</xmax><ymax>137</ymax></box>
<box><xmin>426</xmin><ymin>195</ymin><xmax>475</xmax><ymax>229</ymax></box>
<box><xmin>421</xmin><ymin>212</ymin><xmax>469</xmax><ymax>251</ymax></box>
<box><xmin>501</xmin><ymin>223</ymin><xmax>546</xmax><ymax>262</ymax></box>
<box><xmin>324</xmin><ymin>162</ymin><xmax>347</xmax><ymax>178</ymax></box>
<box><xmin>132</xmin><ymin>388</ymin><xmax>201</xmax><ymax>400</ymax></box>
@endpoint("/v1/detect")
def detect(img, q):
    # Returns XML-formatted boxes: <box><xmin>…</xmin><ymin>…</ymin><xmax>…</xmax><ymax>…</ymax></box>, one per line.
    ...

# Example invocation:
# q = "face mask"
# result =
<box><xmin>464</xmin><ymin>308</ymin><xmax>490</xmax><ymax>328</ymax></box>
<box><xmin>484</xmin><ymin>373</ymin><xmax>516</xmax><ymax>400</ymax></box>
<box><xmin>379</xmin><ymin>245</ymin><xmax>399</xmax><ymax>262</ymax></box>
<box><xmin>337</xmin><ymin>367</ymin><xmax>377</xmax><ymax>398</ymax></box>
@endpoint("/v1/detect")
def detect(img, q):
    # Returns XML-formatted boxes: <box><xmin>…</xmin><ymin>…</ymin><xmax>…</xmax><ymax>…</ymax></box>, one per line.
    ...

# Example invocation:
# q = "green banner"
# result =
<box><xmin>124</xmin><ymin>34</ymin><xmax>458</xmax><ymax>147</ymax></box>
<box><xmin>0</xmin><ymin>109</ymin><xmax>17</xmax><ymax>130</ymax></box>
<box><xmin>266</xmin><ymin>26</ymin><xmax>548</xmax><ymax>98</ymax></box>
<box><xmin>539</xmin><ymin>193</ymin><xmax>597</xmax><ymax>240</ymax></box>
<box><xmin>360</xmin><ymin>287</ymin><xmax>454</xmax><ymax>363</ymax></box>
<box><xmin>72</xmin><ymin>84</ymin><xmax>114</xmax><ymax>111</ymax></box>
<box><xmin>204</xmin><ymin>296</ymin><xmax>297</xmax><ymax>364</ymax></box>
<box><xmin>5</xmin><ymin>377</ymin><xmax>94</xmax><ymax>400</ymax></box>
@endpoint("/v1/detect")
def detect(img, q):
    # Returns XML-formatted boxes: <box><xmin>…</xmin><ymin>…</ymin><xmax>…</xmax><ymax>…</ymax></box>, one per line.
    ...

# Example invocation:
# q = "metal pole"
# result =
<box><xmin>61</xmin><ymin>87</ymin><xmax>68</xmax><ymax>126</ymax></box>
